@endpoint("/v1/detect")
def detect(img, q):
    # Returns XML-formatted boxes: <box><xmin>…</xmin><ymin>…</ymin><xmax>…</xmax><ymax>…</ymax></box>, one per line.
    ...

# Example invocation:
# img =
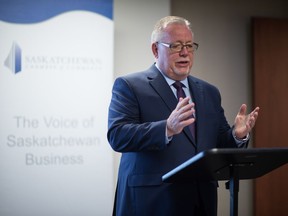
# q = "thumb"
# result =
<box><xmin>238</xmin><ymin>104</ymin><xmax>247</xmax><ymax>116</ymax></box>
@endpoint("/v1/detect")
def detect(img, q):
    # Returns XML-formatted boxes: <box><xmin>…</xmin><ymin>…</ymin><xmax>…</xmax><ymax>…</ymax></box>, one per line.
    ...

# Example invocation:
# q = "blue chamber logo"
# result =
<box><xmin>5</xmin><ymin>42</ymin><xmax>22</xmax><ymax>74</ymax></box>
<box><xmin>3</xmin><ymin>41</ymin><xmax>102</xmax><ymax>74</ymax></box>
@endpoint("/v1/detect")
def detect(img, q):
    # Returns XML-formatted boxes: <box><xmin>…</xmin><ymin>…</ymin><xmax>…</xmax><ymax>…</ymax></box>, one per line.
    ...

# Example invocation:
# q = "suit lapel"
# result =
<box><xmin>148</xmin><ymin>65</ymin><xmax>178</xmax><ymax>112</ymax></box>
<box><xmin>188</xmin><ymin>76</ymin><xmax>205</xmax><ymax>151</ymax></box>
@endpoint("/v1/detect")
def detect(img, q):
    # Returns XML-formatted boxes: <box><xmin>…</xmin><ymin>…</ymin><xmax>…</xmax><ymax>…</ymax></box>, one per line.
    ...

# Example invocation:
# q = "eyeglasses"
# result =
<box><xmin>157</xmin><ymin>42</ymin><xmax>199</xmax><ymax>53</ymax></box>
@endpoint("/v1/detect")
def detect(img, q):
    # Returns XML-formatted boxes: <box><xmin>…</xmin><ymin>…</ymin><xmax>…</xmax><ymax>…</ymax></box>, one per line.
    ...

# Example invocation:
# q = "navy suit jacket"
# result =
<box><xmin>107</xmin><ymin>64</ymin><xmax>245</xmax><ymax>216</ymax></box>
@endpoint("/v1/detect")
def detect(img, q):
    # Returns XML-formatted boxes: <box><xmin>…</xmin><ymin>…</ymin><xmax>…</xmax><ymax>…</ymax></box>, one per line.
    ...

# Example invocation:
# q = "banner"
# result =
<box><xmin>0</xmin><ymin>1</ymin><xmax>114</xmax><ymax>215</ymax></box>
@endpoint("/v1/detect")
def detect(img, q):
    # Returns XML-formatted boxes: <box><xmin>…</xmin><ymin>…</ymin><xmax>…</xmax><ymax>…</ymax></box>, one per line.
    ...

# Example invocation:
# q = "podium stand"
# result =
<box><xmin>162</xmin><ymin>148</ymin><xmax>288</xmax><ymax>216</ymax></box>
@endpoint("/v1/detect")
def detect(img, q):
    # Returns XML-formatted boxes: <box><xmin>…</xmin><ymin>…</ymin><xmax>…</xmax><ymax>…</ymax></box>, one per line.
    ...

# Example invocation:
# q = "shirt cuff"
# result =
<box><xmin>165</xmin><ymin>127</ymin><xmax>173</xmax><ymax>144</ymax></box>
<box><xmin>232</xmin><ymin>129</ymin><xmax>250</xmax><ymax>144</ymax></box>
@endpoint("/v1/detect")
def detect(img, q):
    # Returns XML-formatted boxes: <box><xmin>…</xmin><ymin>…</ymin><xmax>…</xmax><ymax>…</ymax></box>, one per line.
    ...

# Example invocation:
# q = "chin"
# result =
<box><xmin>178</xmin><ymin>69</ymin><xmax>191</xmax><ymax>76</ymax></box>
<box><xmin>170</xmin><ymin>67</ymin><xmax>191</xmax><ymax>79</ymax></box>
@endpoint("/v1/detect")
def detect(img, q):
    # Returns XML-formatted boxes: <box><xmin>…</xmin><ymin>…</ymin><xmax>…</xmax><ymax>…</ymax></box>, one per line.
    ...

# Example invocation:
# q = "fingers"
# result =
<box><xmin>250</xmin><ymin>107</ymin><xmax>260</xmax><ymax>118</ymax></box>
<box><xmin>176</xmin><ymin>97</ymin><xmax>195</xmax><ymax>120</ymax></box>
<box><xmin>238</xmin><ymin>104</ymin><xmax>260</xmax><ymax>117</ymax></box>
<box><xmin>234</xmin><ymin>104</ymin><xmax>260</xmax><ymax>138</ymax></box>
<box><xmin>238</xmin><ymin>104</ymin><xmax>247</xmax><ymax>115</ymax></box>
<box><xmin>247</xmin><ymin>107</ymin><xmax>260</xmax><ymax>128</ymax></box>
<box><xmin>176</xmin><ymin>97</ymin><xmax>194</xmax><ymax>111</ymax></box>
<box><xmin>238</xmin><ymin>104</ymin><xmax>260</xmax><ymax>124</ymax></box>
<box><xmin>167</xmin><ymin>97</ymin><xmax>195</xmax><ymax>136</ymax></box>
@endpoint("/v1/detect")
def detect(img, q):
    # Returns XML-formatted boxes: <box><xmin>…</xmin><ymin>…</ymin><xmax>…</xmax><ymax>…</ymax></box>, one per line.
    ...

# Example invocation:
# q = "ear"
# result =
<box><xmin>152</xmin><ymin>43</ymin><xmax>159</xmax><ymax>59</ymax></box>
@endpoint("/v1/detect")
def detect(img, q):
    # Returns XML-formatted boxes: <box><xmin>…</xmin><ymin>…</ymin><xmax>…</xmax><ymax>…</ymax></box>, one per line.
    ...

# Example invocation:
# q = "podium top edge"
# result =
<box><xmin>204</xmin><ymin>147</ymin><xmax>288</xmax><ymax>155</ymax></box>
<box><xmin>178</xmin><ymin>147</ymin><xmax>288</xmax><ymax>170</ymax></box>
<box><xmin>162</xmin><ymin>147</ymin><xmax>288</xmax><ymax>182</ymax></box>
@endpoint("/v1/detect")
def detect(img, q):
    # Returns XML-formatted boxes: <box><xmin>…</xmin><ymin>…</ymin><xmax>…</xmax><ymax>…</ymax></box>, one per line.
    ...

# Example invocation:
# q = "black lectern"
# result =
<box><xmin>162</xmin><ymin>148</ymin><xmax>288</xmax><ymax>216</ymax></box>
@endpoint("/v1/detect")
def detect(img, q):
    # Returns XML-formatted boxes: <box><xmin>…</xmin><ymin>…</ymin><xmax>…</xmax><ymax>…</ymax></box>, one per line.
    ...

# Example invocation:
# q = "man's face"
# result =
<box><xmin>153</xmin><ymin>23</ymin><xmax>195</xmax><ymax>81</ymax></box>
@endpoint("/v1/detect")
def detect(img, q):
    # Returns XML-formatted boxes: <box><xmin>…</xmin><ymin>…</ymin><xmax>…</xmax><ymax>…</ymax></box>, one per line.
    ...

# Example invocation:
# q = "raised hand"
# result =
<box><xmin>234</xmin><ymin>104</ymin><xmax>260</xmax><ymax>139</ymax></box>
<box><xmin>166</xmin><ymin>97</ymin><xmax>195</xmax><ymax>137</ymax></box>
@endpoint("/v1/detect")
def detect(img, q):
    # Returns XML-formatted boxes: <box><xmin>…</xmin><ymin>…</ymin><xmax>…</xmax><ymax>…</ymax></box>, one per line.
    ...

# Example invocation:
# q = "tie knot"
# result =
<box><xmin>172</xmin><ymin>81</ymin><xmax>184</xmax><ymax>90</ymax></box>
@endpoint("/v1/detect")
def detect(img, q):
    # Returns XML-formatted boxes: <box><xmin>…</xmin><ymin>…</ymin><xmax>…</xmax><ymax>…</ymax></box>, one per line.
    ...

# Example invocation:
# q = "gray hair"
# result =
<box><xmin>151</xmin><ymin>16</ymin><xmax>193</xmax><ymax>43</ymax></box>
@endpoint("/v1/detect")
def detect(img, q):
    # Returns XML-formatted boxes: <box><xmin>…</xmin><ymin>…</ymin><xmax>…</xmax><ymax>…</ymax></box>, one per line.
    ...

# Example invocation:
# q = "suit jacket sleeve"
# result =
<box><xmin>107</xmin><ymin>76</ymin><xmax>167</xmax><ymax>152</ymax></box>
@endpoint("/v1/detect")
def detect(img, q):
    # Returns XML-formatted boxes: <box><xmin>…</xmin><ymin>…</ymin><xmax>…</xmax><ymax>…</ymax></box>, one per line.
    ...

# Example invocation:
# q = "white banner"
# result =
<box><xmin>0</xmin><ymin>1</ymin><xmax>114</xmax><ymax>216</ymax></box>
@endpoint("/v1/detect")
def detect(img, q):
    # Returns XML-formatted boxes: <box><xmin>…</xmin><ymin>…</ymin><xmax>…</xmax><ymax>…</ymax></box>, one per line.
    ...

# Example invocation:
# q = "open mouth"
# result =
<box><xmin>176</xmin><ymin>61</ymin><xmax>189</xmax><ymax>67</ymax></box>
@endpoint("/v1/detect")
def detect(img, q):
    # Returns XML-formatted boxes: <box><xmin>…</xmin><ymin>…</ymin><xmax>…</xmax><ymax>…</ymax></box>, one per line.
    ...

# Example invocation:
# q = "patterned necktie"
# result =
<box><xmin>172</xmin><ymin>81</ymin><xmax>196</xmax><ymax>139</ymax></box>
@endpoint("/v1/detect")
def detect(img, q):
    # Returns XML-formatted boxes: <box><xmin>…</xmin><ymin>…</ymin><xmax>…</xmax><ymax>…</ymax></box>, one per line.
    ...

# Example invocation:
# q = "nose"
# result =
<box><xmin>179</xmin><ymin>46</ymin><xmax>189</xmax><ymax>56</ymax></box>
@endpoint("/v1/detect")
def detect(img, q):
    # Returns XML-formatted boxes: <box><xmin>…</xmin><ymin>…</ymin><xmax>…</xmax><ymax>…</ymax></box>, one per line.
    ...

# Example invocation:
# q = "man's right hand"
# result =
<box><xmin>166</xmin><ymin>97</ymin><xmax>195</xmax><ymax>137</ymax></box>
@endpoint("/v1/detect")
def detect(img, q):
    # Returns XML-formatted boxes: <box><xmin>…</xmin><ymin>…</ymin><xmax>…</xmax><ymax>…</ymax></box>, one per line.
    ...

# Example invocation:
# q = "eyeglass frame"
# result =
<box><xmin>157</xmin><ymin>41</ymin><xmax>199</xmax><ymax>53</ymax></box>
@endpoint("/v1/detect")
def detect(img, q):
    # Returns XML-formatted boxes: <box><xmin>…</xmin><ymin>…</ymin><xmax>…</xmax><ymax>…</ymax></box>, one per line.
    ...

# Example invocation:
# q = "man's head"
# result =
<box><xmin>151</xmin><ymin>16</ymin><xmax>198</xmax><ymax>81</ymax></box>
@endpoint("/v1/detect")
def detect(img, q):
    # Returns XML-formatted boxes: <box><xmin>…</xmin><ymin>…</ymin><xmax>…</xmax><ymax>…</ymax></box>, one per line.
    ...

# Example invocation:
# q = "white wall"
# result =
<box><xmin>114</xmin><ymin>0</ymin><xmax>171</xmax><ymax>76</ymax></box>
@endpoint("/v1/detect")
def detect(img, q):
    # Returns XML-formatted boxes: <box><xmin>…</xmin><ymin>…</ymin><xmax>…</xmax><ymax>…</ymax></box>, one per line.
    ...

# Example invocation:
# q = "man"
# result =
<box><xmin>107</xmin><ymin>16</ymin><xmax>259</xmax><ymax>216</ymax></box>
